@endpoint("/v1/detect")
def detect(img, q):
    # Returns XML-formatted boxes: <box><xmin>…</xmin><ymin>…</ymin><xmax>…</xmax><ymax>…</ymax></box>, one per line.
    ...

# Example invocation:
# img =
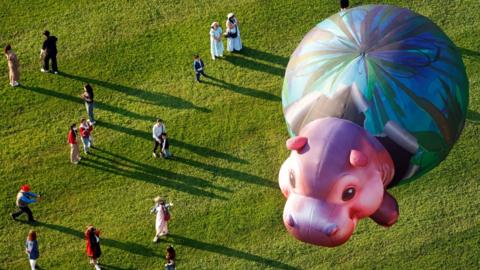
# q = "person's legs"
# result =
<box><xmin>43</xmin><ymin>55</ymin><xmax>50</xmax><ymax>71</ymax></box>
<box><xmin>11</xmin><ymin>207</ymin><xmax>25</xmax><ymax>219</ymax></box>
<box><xmin>70</xmin><ymin>144</ymin><xmax>76</xmax><ymax>163</ymax></box>
<box><xmin>195</xmin><ymin>72</ymin><xmax>201</xmax><ymax>82</ymax></box>
<box><xmin>81</xmin><ymin>137</ymin><xmax>90</xmax><ymax>154</ymax></box>
<box><xmin>29</xmin><ymin>259</ymin><xmax>36</xmax><ymax>270</ymax></box>
<box><xmin>73</xmin><ymin>144</ymin><xmax>80</xmax><ymax>161</ymax></box>
<box><xmin>153</xmin><ymin>140</ymin><xmax>160</xmax><ymax>157</ymax></box>
<box><xmin>51</xmin><ymin>54</ymin><xmax>58</xmax><ymax>72</ymax></box>
<box><xmin>22</xmin><ymin>206</ymin><xmax>34</xmax><ymax>222</ymax></box>
<box><xmin>86</xmin><ymin>103</ymin><xmax>95</xmax><ymax>123</ymax></box>
<box><xmin>200</xmin><ymin>70</ymin><xmax>207</xmax><ymax>77</ymax></box>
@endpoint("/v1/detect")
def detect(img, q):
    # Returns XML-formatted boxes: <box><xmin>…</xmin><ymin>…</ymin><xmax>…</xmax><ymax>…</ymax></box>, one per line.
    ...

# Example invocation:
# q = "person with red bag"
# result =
<box><xmin>150</xmin><ymin>197</ymin><xmax>173</xmax><ymax>242</ymax></box>
<box><xmin>85</xmin><ymin>225</ymin><xmax>101</xmax><ymax>270</ymax></box>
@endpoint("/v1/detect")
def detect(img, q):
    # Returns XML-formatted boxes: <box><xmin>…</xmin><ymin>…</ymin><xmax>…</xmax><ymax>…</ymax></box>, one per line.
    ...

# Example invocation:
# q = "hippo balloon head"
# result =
<box><xmin>279</xmin><ymin>118</ymin><xmax>397</xmax><ymax>247</ymax></box>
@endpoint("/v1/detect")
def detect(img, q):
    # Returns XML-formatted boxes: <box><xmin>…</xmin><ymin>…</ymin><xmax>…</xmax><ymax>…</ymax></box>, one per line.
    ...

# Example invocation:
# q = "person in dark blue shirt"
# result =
<box><xmin>41</xmin><ymin>30</ymin><xmax>58</xmax><ymax>74</ymax></box>
<box><xmin>11</xmin><ymin>185</ymin><xmax>40</xmax><ymax>222</ymax></box>
<box><xmin>193</xmin><ymin>55</ymin><xmax>206</xmax><ymax>82</ymax></box>
<box><xmin>25</xmin><ymin>230</ymin><xmax>39</xmax><ymax>270</ymax></box>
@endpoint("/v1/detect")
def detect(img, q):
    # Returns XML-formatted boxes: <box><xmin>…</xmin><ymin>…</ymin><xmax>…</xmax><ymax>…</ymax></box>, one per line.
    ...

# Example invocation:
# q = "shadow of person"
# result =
<box><xmin>224</xmin><ymin>54</ymin><xmax>285</xmax><ymax>77</ymax></box>
<box><xmin>238</xmin><ymin>46</ymin><xmax>289</xmax><ymax>67</ymax></box>
<box><xmin>19</xmin><ymin>85</ymin><xmax>154</xmax><ymax>121</ymax></box>
<box><xmin>58</xmin><ymin>72</ymin><xmax>210</xmax><ymax>112</ymax></box>
<box><xmin>95</xmin><ymin>120</ymin><xmax>247</xmax><ymax>163</ymax></box>
<box><xmin>201</xmin><ymin>76</ymin><xmax>281</xmax><ymax>102</ymax></box>
<box><xmin>34</xmin><ymin>222</ymin><xmax>158</xmax><ymax>257</ymax></box>
<box><xmin>165</xmin><ymin>234</ymin><xmax>298</xmax><ymax>270</ymax></box>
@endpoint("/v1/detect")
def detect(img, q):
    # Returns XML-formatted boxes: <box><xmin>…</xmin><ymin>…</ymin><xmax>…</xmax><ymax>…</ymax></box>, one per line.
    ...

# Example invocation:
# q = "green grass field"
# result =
<box><xmin>1</xmin><ymin>0</ymin><xmax>479</xmax><ymax>269</ymax></box>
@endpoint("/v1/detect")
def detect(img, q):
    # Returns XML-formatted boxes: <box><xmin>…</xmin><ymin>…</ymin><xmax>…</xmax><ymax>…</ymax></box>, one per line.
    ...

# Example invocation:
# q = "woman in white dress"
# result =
<box><xmin>151</xmin><ymin>197</ymin><xmax>172</xmax><ymax>242</ymax></box>
<box><xmin>225</xmin><ymin>13</ymin><xmax>242</xmax><ymax>52</ymax></box>
<box><xmin>210</xmin><ymin>22</ymin><xmax>224</xmax><ymax>60</ymax></box>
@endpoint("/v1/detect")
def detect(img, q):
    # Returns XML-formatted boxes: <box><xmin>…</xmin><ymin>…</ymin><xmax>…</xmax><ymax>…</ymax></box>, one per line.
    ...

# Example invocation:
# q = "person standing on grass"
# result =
<box><xmin>85</xmin><ymin>225</ymin><xmax>102</xmax><ymax>270</ymax></box>
<box><xmin>68</xmin><ymin>123</ymin><xmax>81</xmax><ymax>164</ymax></box>
<box><xmin>80</xmin><ymin>118</ymin><xmax>94</xmax><ymax>154</ymax></box>
<box><xmin>41</xmin><ymin>30</ymin><xmax>58</xmax><ymax>74</ymax></box>
<box><xmin>11</xmin><ymin>185</ymin><xmax>40</xmax><ymax>223</ymax></box>
<box><xmin>25</xmin><ymin>230</ymin><xmax>39</xmax><ymax>270</ymax></box>
<box><xmin>165</xmin><ymin>245</ymin><xmax>176</xmax><ymax>270</ymax></box>
<box><xmin>150</xmin><ymin>197</ymin><xmax>173</xmax><ymax>242</ymax></box>
<box><xmin>193</xmin><ymin>55</ymin><xmax>206</xmax><ymax>83</ymax></box>
<box><xmin>225</xmin><ymin>13</ymin><xmax>242</xmax><ymax>52</ymax></box>
<box><xmin>152</xmin><ymin>119</ymin><xmax>166</xmax><ymax>158</ymax></box>
<box><xmin>210</xmin><ymin>21</ymin><xmax>224</xmax><ymax>60</ymax></box>
<box><xmin>4</xmin><ymin>44</ymin><xmax>20</xmax><ymax>87</ymax></box>
<box><xmin>81</xmin><ymin>83</ymin><xmax>95</xmax><ymax>125</ymax></box>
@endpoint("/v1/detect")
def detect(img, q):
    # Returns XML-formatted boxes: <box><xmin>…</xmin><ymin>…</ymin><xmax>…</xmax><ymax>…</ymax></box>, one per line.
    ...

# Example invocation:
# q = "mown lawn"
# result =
<box><xmin>0</xmin><ymin>0</ymin><xmax>479</xmax><ymax>269</ymax></box>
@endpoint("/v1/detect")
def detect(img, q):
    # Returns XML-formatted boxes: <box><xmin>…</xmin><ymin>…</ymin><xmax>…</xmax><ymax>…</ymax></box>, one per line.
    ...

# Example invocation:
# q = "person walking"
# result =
<box><xmin>150</xmin><ymin>197</ymin><xmax>173</xmax><ymax>242</ymax></box>
<box><xmin>79</xmin><ymin>118</ymin><xmax>94</xmax><ymax>154</ymax></box>
<box><xmin>193</xmin><ymin>55</ymin><xmax>206</xmax><ymax>83</ymax></box>
<box><xmin>41</xmin><ymin>30</ymin><xmax>58</xmax><ymax>74</ymax></box>
<box><xmin>225</xmin><ymin>13</ymin><xmax>242</xmax><ymax>52</ymax></box>
<box><xmin>68</xmin><ymin>123</ymin><xmax>81</xmax><ymax>164</ymax></box>
<box><xmin>85</xmin><ymin>225</ymin><xmax>102</xmax><ymax>270</ymax></box>
<box><xmin>25</xmin><ymin>230</ymin><xmax>39</xmax><ymax>270</ymax></box>
<box><xmin>152</xmin><ymin>119</ymin><xmax>166</xmax><ymax>158</ymax></box>
<box><xmin>4</xmin><ymin>44</ymin><xmax>20</xmax><ymax>87</ymax></box>
<box><xmin>81</xmin><ymin>83</ymin><xmax>95</xmax><ymax>125</ymax></box>
<box><xmin>11</xmin><ymin>185</ymin><xmax>40</xmax><ymax>223</ymax></box>
<box><xmin>210</xmin><ymin>22</ymin><xmax>224</xmax><ymax>60</ymax></box>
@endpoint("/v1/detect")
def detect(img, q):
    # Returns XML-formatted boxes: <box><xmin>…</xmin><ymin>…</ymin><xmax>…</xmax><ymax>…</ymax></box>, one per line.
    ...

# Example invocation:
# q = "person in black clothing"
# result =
<box><xmin>41</xmin><ymin>30</ymin><xmax>58</xmax><ymax>74</ymax></box>
<box><xmin>340</xmin><ymin>0</ymin><xmax>349</xmax><ymax>10</ymax></box>
<box><xmin>193</xmin><ymin>55</ymin><xmax>206</xmax><ymax>82</ymax></box>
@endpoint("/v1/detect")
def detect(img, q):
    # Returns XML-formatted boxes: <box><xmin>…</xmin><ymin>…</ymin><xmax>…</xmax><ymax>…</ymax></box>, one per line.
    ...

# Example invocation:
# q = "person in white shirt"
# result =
<box><xmin>152</xmin><ymin>119</ymin><xmax>166</xmax><ymax>158</ymax></box>
<box><xmin>150</xmin><ymin>197</ymin><xmax>173</xmax><ymax>242</ymax></box>
<box><xmin>225</xmin><ymin>13</ymin><xmax>242</xmax><ymax>52</ymax></box>
<box><xmin>210</xmin><ymin>21</ymin><xmax>224</xmax><ymax>60</ymax></box>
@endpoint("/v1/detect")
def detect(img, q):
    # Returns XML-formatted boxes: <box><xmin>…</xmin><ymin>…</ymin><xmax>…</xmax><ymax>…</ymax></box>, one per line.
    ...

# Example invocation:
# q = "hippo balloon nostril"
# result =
<box><xmin>286</xmin><ymin>214</ymin><xmax>295</xmax><ymax>227</ymax></box>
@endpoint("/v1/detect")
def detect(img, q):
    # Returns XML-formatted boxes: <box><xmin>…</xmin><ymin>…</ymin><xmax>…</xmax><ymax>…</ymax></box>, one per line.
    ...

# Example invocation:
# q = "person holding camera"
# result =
<box><xmin>151</xmin><ymin>197</ymin><xmax>173</xmax><ymax>242</ymax></box>
<box><xmin>11</xmin><ymin>185</ymin><xmax>40</xmax><ymax>223</ymax></box>
<box><xmin>225</xmin><ymin>13</ymin><xmax>242</xmax><ymax>52</ymax></box>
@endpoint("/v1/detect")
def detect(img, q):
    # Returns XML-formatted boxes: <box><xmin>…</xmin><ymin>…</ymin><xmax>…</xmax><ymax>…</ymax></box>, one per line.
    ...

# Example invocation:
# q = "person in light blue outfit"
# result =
<box><xmin>11</xmin><ymin>185</ymin><xmax>40</xmax><ymax>223</ymax></box>
<box><xmin>25</xmin><ymin>230</ymin><xmax>39</xmax><ymax>270</ymax></box>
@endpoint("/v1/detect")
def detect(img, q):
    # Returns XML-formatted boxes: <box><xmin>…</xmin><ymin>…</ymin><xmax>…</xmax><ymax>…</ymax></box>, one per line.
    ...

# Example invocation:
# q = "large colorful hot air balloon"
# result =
<box><xmin>279</xmin><ymin>4</ymin><xmax>468</xmax><ymax>247</ymax></box>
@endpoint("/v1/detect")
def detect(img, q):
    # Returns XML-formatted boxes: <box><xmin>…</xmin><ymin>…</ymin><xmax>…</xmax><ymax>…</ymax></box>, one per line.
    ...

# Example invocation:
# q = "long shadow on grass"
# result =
<box><xmin>96</xmin><ymin>120</ymin><xmax>247</xmax><ymax>164</ymax></box>
<box><xmin>467</xmin><ymin>109</ymin><xmax>480</xmax><ymax>124</ymax></box>
<box><xmin>201</xmin><ymin>76</ymin><xmax>281</xmax><ymax>102</ymax></box>
<box><xmin>59</xmin><ymin>72</ymin><xmax>210</xmax><ymax>112</ymax></box>
<box><xmin>100</xmin><ymin>264</ymin><xmax>135</xmax><ymax>270</ymax></box>
<box><xmin>166</xmin><ymin>234</ymin><xmax>298</xmax><ymax>270</ymax></box>
<box><xmin>224</xmin><ymin>54</ymin><xmax>285</xmax><ymax>77</ymax></box>
<box><xmin>460</xmin><ymin>47</ymin><xmax>480</xmax><ymax>58</ymax></box>
<box><xmin>90</xmin><ymin>147</ymin><xmax>231</xmax><ymax>193</ymax></box>
<box><xmin>238</xmin><ymin>46</ymin><xmax>289</xmax><ymax>67</ymax></box>
<box><xmin>35</xmin><ymin>222</ymin><xmax>158</xmax><ymax>257</ymax></box>
<box><xmin>80</xmin><ymin>155</ymin><xmax>228</xmax><ymax>200</ymax></box>
<box><xmin>20</xmin><ymin>85</ymin><xmax>153</xmax><ymax>121</ymax></box>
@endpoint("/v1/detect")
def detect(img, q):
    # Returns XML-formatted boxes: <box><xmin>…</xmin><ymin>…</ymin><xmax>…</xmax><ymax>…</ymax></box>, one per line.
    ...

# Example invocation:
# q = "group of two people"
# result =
<box><xmin>68</xmin><ymin>117</ymin><xmax>95</xmax><ymax>164</ymax></box>
<box><xmin>3</xmin><ymin>30</ymin><xmax>59</xmax><ymax>87</ymax></box>
<box><xmin>209</xmin><ymin>12</ymin><xmax>243</xmax><ymax>60</ymax></box>
<box><xmin>152</xmin><ymin>119</ymin><xmax>172</xmax><ymax>159</ymax></box>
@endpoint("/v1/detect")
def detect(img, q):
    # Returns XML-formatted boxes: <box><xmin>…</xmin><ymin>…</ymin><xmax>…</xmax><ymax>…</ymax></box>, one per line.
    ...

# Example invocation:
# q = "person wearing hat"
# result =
<box><xmin>11</xmin><ymin>185</ymin><xmax>40</xmax><ymax>223</ymax></box>
<box><xmin>225</xmin><ymin>13</ymin><xmax>242</xmax><ymax>52</ymax></box>
<box><xmin>150</xmin><ymin>197</ymin><xmax>173</xmax><ymax>242</ymax></box>
<box><xmin>209</xmin><ymin>21</ymin><xmax>224</xmax><ymax>60</ymax></box>
<box><xmin>40</xmin><ymin>30</ymin><xmax>58</xmax><ymax>74</ymax></box>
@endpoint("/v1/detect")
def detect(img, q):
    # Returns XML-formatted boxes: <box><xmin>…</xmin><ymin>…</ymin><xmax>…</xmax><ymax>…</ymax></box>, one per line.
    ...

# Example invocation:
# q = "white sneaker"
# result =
<box><xmin>152</xmin><ymin>236</ymin><xmax>158</xmax><ymax>242</ymax></box>
<box><xmin>53</xmin><ymin>71</ymin><xmax>58</xmax><ymax>74</ymax></box>
<box><xmin>41</xmin><ymin>68</ymin><xmax>48</xmax><ymax>73</ymax></box>
<box><xmin>153</xmin><ymin>152</ymin><xmax>158</xmax><ymax>158</ymax></box>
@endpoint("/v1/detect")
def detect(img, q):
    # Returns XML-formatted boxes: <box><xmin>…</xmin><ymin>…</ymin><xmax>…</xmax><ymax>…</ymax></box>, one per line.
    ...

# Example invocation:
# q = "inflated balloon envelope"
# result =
<box><xmin>279</xmin><ymin>4</ymin><xmax>468</xmax><ymax>247</ymax></box>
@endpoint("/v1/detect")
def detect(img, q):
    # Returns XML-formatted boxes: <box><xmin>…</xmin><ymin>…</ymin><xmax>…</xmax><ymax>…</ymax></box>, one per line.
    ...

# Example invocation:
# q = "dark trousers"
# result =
<box><xmin>12</xmin><ymin>206</ymin><xmax>34</xmax><ymax>221</ymax></box>
<box><xmin>43</xmin><ymin>53</ymin><xmax>58</xmax><ymax>72</ymax></box>
<box><xmin>153</xmin><ymin>139</ymin><xmax>162</xmax><ymax>153</ymax></box>
<box><xmin>195</xmin><ymin>70</ymin><xmax>206</xmax><ymax>82</ymax></box>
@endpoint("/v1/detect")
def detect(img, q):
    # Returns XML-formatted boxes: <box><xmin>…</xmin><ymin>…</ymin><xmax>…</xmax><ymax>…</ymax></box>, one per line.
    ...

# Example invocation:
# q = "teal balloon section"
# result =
<box><xmin>282</xmin><ymin>5</ymin><xmax>468</xmax><ymax>182</ymax></box>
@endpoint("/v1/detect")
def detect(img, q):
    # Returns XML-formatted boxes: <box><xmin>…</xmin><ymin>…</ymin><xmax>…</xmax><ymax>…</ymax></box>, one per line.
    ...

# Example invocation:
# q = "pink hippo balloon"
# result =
<box><xmin>279</xmin><ymin>118</ymin><xmax>398</xmax><ymax>247</ymax></box>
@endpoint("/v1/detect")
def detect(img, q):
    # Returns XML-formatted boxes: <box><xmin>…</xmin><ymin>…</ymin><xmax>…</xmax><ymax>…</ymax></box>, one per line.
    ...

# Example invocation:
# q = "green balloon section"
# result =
<box><xmin>282</xmin><ymin>5</ymin><xmax>468</xmax><ymax>182</ymax></box>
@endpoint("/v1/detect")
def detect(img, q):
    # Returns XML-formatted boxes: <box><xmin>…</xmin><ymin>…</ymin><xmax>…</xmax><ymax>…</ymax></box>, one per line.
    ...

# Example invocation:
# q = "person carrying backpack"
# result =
<box><xmin>150</xmin><ymin>197</ymin><xmax>173</xmax><ymax>242</ymax></box>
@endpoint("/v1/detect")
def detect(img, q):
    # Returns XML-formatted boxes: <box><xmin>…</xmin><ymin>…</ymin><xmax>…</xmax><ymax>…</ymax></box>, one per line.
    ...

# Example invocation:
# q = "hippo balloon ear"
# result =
<box><xmin>350</xmin><ymin>149</ymin><xmax>368</xmax><ymax>167</ymax></box>
<box><xmin>286</xmin><ymin>136</ymin><xmax>308</xmax><ymax>151</ymax></box>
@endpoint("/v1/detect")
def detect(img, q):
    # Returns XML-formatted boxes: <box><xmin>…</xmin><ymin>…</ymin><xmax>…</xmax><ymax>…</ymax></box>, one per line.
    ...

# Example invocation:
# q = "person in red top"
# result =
<box><xmin>68</xmin><ymin>123</ymin><xmax>81</xmax><ymax>164</ymax></box>
<box><xmin>85</xmin><ymin>225</ymin><xmax>101</xmax><ymax>270</ymax></box>
<box><xmin>79</xmin><ymin>118</ymin><xmax>94</xmax><ymax>154</ymax></box>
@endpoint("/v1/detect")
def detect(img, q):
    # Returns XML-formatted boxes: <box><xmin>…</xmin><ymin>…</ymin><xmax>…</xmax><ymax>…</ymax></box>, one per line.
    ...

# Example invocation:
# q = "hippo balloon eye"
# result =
<box><xmin>289</xmin><ymin>170</ymin><xmax>296</xmax><ymax>188</ymax></box>
<box><xmin>342</xmin><ymin>187</ymin><xmax>356</xmax><ymax>201</ymax></box>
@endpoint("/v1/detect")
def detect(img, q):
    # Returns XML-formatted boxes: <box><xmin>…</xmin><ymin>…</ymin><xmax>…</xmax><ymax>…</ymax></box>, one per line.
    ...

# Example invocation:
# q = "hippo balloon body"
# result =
<box><xmin>280</xmin><ymin>5</ymin><xmax>468</xmax><ymax>247</ymax></box>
